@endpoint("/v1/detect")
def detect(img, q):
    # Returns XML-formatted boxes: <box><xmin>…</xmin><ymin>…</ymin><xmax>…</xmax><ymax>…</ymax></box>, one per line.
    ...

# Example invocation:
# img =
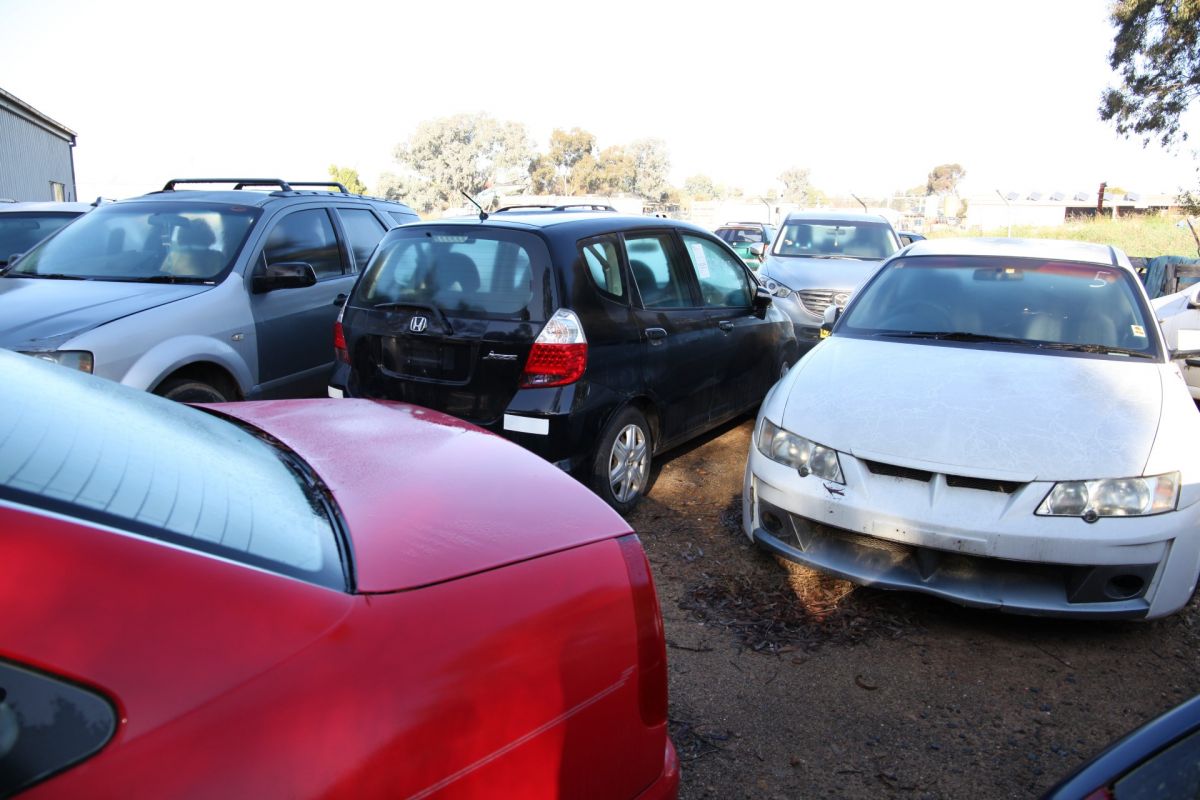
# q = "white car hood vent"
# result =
<box><xmin>860</xmin><ymin>458</ymin><xmax>1024</xmax><ymax>494</ymax></box>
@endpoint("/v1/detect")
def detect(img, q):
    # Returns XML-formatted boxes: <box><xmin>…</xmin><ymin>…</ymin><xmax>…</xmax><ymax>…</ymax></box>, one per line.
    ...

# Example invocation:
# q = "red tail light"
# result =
<box><xmin>333</xmin><ymin>321</ymin><xmax>349</xmax><ymax>364</ymax></box>
<box><xmin>617</xmin><ymin>535</ymin><xmax>668</xmax><ymax>727</ymax></box>
<box><xmin>520</xmin><ymin>309</ymin><xmax>587</xmax><ymax>388</ymax></box>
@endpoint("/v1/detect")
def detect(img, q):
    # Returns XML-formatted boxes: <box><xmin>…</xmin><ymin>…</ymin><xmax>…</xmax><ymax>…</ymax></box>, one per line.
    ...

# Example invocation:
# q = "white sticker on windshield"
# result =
<box><xmin>691</xmin><ymin>242</ymin><xmax>711</xmax><ymax>279</ymax></box>
<box><xmin>1131</xmin><ymin>324</ymin><xmax>1146</xmax><ymax>338</ymax></box>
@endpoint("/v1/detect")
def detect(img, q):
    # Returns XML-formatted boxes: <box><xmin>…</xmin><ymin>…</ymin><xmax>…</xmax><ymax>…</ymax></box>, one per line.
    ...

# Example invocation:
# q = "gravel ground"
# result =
<box><xmin>627</xmin><ymin>415</ymin><xmax>1200</xmax><ymax>799</ymax></box>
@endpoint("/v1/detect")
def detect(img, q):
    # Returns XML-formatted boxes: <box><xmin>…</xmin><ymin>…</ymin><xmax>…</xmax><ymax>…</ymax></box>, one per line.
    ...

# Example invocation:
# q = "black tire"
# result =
<box><xmin>591</xmin><ymin>407</ymin><xmax>653</xmax><ymax>515</ymax></box>
<box><xmin>155</xmin><ymin>376</ymin><xmax>233</xmax><ymax>403</ymax></box>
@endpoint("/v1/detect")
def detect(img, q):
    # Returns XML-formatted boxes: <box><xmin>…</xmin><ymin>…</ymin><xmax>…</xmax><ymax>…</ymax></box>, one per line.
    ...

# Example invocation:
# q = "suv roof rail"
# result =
<box><xmin>287</xmin><ymin>181</ymin><xmax>350</xmax><ymax>193</ymax></box>
<box><xmin>162</xmin><ymin>178</ymin><xmax>294</xmax><ymax>192</ymax></box>
<box><xmin>495</xmin><ymin>203</ymin><xmax>617</xmax><ymax>213</ymax></box>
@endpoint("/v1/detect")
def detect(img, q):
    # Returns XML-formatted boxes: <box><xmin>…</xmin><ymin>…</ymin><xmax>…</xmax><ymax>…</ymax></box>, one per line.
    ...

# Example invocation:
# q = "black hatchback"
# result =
<box><xmin>330</xmin><ymin>207</ymin><xmax>797</xmax><ymax>512</ymax></box>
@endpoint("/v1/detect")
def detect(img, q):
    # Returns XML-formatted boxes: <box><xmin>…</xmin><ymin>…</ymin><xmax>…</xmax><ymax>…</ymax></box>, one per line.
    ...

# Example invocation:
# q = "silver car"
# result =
<box><xmin>0</xmin><ymin>179</ymin><xmax>417</xmax><ymax>401</ymax></box>
<box><xmin>757</xmin><ymin>211</ymin><xmax>901</xmax><ymax>350</ymax></box>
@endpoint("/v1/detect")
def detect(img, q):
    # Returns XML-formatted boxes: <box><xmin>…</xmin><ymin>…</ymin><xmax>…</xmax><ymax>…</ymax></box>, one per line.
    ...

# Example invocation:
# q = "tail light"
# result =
<box><xmin>617</xmin><ymin>535</ymin><xmax>668</xmax><ymax>727</ymax></box>
<box><xmin>333</xmin><ymin>321</ymin><xmax>349</xmax><ymax>364</ymax></box>
<box><xmin>520</xmin><ymin>308</ymin><xmax>587</xmax><ymax>388</ymax></box>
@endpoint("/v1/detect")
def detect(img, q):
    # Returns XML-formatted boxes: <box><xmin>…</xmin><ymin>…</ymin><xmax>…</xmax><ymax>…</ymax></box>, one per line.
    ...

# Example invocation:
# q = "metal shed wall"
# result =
<box><xmin>0</xmin><ymin>107</ymin><xmax>76</xmax><ymax>201</ymax></box>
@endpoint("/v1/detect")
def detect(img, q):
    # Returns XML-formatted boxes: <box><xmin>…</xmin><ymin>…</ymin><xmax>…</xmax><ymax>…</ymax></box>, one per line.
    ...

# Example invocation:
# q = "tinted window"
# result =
<box><xmin>683</xmin><ymin>235</ymin><xmax>752</xmax><ymax>307</ymax></box>
<box><xmin>338</xmin><ymin>208</ymin><xmax>387</xmax><ymax>269</ymax></box>
<box><xmin>0</xmin><ymin>212</ymin><xmax>80</xmax><ymax>262</ymax></box>
<box><xmin>840</xmin><ymin>255</ymin><xmax>1159</xmax><ymax>357</ymax></box>
<box><xmin>389</xmin><ymin>211</ymin><xmax>413</xmax><ymax>225</ymax></box>
<box><xmin>1113</xmin><ymin>728</ymin><xmax>1200</xmax><ymax>798</ymax></box>
<box><xmin>357</xmin><ymin>227</ymin><xmax>545</xmax><ymax>319</ymax></box>
<box><xmin>10</xmin><ymin>203</ymin><xmax>260</xmax><ymax>281</ymax></box>
<box><xmin>625</xmin><ymin>233</ymin><xmax>695</xmax><ymax>308</ymax></box>
<box><xmin>580</xmin><ymin>235</ymin><xmax>625</xmax><ymax>298</ymax></box>
<box><xmin>0</xmin><ymin>660</ymin><xmax>116</xmax><ymax>795</ymax></box>
<box><xmin>773</xmin><ymin>219</ymin><xmax>898</xmax><ymax>260</ymax></box>
<box><xmin>263</xmin><ymin>208</ymin><xmax>342</xmax><ymax>278</ymax></box>
<box><xmin>716</xmin><ymin>227</ymin><xmax>765</xmax><ymax>244</ymax></box>
<box><xmin>0</xmin><ymin>353</ymin><xmax>346</xmax><ymax>589</ymax></box>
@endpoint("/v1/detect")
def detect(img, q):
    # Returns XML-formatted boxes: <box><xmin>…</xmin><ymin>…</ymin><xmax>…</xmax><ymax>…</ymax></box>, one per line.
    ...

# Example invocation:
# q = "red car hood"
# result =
<box><xmin>206</xmin><ymin>399</ymin><xmax>632</xmax><ymax>593</ymax></box>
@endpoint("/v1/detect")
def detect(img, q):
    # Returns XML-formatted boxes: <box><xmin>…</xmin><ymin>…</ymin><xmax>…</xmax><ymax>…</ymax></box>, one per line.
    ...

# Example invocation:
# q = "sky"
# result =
<box><xmin>1</xmin><ymin>0</ymin><xmax>1196</xmax><ymax>202</ymax></box>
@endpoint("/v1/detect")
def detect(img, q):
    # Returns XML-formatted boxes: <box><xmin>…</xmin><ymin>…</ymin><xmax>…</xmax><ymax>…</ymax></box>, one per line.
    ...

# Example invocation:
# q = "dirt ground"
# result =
<box><xmin>627</xmin><ymin>416</ymin><xmax>1200</xmax><ymax>800</ymax></box>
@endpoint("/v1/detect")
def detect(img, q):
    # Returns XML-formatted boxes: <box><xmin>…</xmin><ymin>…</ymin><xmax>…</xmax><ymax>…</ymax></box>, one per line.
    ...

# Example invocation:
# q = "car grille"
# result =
<box><xmin>796</xmin><ymin>289</ymin><xmax>850</xmax><ymax>316</ymax></box>
<box><xmin>861</xmin><ymin>459</ymin><xmax>1024</xmax><ymax>494</ymax></box>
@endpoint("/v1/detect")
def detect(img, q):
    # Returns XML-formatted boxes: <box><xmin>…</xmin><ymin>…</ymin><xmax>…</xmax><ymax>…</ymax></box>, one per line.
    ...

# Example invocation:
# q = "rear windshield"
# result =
<box><xmin>355</xmin><ymin>226</ymin><xmax>551</xmax><ymax>320</ymax></box>
<box><xmin>772</xmin><ymin>219</ymin><xmax>899</xmax><ymax>260</ymax></box>
<box><xmin>0</xmin><ymin>353</ymin><xmax>346</xmax><ymax>590</ymax></box>
<box><xmin>716</xmin><ymin>227</ymin><xmax>766</xmax><ymax>244</ymax></box>
<box><xmin>0</xmin><ymin>212</ymin><xmax>81</xmax><ymax>264</ymax></box>
<box><xmin>8</xmin><ymin>202</ymin><xmax>260</xmax><ymax>282</ymax></box>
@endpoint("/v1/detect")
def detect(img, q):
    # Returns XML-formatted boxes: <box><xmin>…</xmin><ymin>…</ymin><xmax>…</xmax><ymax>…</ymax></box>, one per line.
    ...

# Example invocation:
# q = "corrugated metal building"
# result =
<box><xmin>0</xmin><ymin>87</ymin><xmax>77</xmax><ymax>201</ymax></box>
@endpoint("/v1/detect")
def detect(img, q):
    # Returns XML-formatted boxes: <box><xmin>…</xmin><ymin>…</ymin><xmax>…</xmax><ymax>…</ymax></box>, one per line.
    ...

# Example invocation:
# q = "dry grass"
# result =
<box><xmin>928</xmin><ymin>214</ymin><xmax>1200</xmax><ymax>258</ymax></box>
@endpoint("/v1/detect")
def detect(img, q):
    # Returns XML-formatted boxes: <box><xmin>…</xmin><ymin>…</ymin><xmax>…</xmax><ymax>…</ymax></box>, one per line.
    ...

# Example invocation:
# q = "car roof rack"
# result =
<box><xmin>162</xmin><ymin>178</ymin><xmax>294</xmax><ymax>192</ymax></box>
<box><xmin>495</xmin><ymin>203</ymin><xmax>617</xmax><ymax>213</ymax></box>
<box><xmin>284</xmin><ymin>181</ymin><xmax>350</xmax><ymax>193</ymax></box>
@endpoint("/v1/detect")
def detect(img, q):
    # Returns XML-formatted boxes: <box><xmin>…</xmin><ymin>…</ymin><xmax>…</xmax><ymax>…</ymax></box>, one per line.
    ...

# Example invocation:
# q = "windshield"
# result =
<box><xmin>839</xmin><ymin>255</ymin><xmax>1161</xmax><ymax>359</ymax></box>
<box><xmin>8</xmin><ymin>202</ymin><xmax>260</xmax><ymax>281</ymax></box>
<box><xmin>716</xmin><ymin>227</ymin><xmax>766</xmax><ymax>245</ymax></box>
<box><xmin>772</xmin><ymin>219</ymin><xmax>899</xmax><ymax>260</ymax></box>
<box><xmin>0</xmin><ymin>212</ymin><xmax>81</xmax><ymax>265</ymax></box>
<box><xmin>355</xmin><ymin>227</ymin><xmax>551</xmax><ymax>319</ymax></box>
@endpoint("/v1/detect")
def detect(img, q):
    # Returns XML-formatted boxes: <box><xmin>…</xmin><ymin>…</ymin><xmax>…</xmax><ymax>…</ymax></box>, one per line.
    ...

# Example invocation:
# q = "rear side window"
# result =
<box><xmin>625</xmin><ymin>233</ymin><xmax>695</xmax><ymax>308</ymax></box>
<box><xmin>263</xmin><ymin>208</ymin><xmax>343</xmax><ymax>278</ymax></box>
<box><xmin>682</xmin><ymin>235</ymin><xmax>752</xmax><ymax>307</ymax></box>
<box><xmin>580</xmin><ymin>235</ymin><xmax>625</xmax><ymax>298</ymax></box>
<box><xmin>0</xmin><ymin>354</ymin><xmax>346</xmax><ymax>590</ymax></box>
<box><xmin>337</xmin><ymin>208</ymin><xmax>387</xmax><ymax>269</ymax></box>
<box><xmin>356</xmin><ymin>227</ymin><xmax>551</xmax><ymax>319</ymax></box>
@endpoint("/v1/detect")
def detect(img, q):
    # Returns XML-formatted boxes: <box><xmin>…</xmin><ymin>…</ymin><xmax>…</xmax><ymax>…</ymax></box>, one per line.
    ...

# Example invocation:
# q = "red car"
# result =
<box><xmin>0</xmin><ymin>351</ymin><xmax>678</xmax><ymax>799</ymax></box>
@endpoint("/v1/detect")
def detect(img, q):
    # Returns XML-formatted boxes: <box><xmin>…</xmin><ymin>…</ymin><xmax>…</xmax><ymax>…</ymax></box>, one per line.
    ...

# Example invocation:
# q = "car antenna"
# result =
<box><xmin>461</xmin><ymin>191</ymin><xmax>488</xmax><ymax>221</ymax></box>
<box><xmin>851</xmin><ymin>193</ymin><xmax>868</xmax><ymax>212</ymax></box>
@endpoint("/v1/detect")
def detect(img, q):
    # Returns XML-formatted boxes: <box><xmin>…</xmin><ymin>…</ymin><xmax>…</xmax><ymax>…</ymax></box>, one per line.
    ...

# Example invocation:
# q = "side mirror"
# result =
<box><xmin>1171</xmin><ymin>348</ymin><xmax>1200</xmax><ymax>367</ymax></box>
<box><xmin>752</xmin><ymin>285</ymin><xmax>772</xmax><ymax>319</ymax></box>
<box><xmin>749</xmin><ymin>243</ymin><xmax>766</xmax><ymax>259</ymax></box>
<box><xmin>253</xmin><ymin>262</ymin><xmax>317</xmax><ymax>293</ymax></box>
<box><xmin>898</xmin><ymin>232</ymin><xmax>925</xmax><ymax>247</ymax></box>
<box><xmin>820</xmin><ymin>304</ymin><xmax>841</xmax><ymax>337</ymax></box>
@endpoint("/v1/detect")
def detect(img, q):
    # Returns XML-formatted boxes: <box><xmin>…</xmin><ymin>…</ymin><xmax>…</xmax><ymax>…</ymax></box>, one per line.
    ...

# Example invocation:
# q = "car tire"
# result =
<box><xmin>155</xmin><ymin>377</ymin><xmax>234</xmax><ymax>403</ymax></box>
<box><xmin>592</xmin><ymin>407</ymin><xmax>652</xmax><ymax>515</ymax></box>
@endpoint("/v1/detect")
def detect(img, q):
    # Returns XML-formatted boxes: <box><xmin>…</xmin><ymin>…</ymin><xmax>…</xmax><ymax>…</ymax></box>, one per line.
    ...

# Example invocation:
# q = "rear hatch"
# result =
<box><xmin>342</xmin><ymin>225</ymin><xmax>555</xmax><ymax>425</ymax></box>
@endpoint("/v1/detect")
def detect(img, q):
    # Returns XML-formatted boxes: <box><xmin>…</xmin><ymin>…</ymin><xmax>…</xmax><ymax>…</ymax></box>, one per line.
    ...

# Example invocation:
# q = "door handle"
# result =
<box><xmin>718</xmin><ymin>320</ymin><xmax>735</xmax><ymax>332</ymax></box>
<box><xmin>333</xmin><ymin>293</ymin><xmax>348</xmax><ymax>306</ymax></box>
<box><xmin>645</xmin><ymin>327</ymin><xmax>668</xmax><ymax>342</ymax></box>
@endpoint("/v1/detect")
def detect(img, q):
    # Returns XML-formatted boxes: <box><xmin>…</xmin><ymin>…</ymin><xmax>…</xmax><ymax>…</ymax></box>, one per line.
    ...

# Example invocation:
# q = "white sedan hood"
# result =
<box><xmin>779</xmin><ymin>337</ymin><xmax>1167</xmax><ymax>481</ymax></box>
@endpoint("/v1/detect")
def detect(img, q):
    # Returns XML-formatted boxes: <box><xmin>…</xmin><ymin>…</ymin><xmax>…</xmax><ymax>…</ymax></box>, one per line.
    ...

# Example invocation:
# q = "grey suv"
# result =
<box><xmin>757</xmin><ymin>211</ymin><xmax>901</xmax><ymax>350</ymax></box>
<box><xmin>0</xmin><ymin>179</ymin><xmax>417</xmax><ymax>401</ymax></box>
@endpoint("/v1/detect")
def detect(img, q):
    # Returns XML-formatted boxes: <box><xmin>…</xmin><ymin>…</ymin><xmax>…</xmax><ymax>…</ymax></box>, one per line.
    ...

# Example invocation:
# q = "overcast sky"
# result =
<box><xmin>2</xmin><ymin>0</ymin><xmax>1196</xmax><ymax>201</ymax></box>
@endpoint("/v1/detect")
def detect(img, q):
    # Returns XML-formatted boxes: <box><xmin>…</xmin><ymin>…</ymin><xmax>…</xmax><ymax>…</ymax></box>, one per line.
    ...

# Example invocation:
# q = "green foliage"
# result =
<box><xmin>328</xmin><ymin>165</ymin><xmax>368</xmax><ymax>195</ymax></box>
<box><xmin>926</xmin><ymin>163</ymin><xmax>965</xmax><ymax>195</ymax></box>
<box><xmin>1101</xmin><ymin>0</ymin><xmax>1200</xmax><ymax>148</ymax></box>
<box><xmin>928</xmin><ymin>214</ymin><xmax>1199</xmax><ymax>257</ymax></box>
<box><xmin>392</xmin><ymin>113</ymin><xmax>533</xmax><ymax>210</ymax></box>
<box><xmin>628</xmin><ymin>139</ymin><xmax>671</xmax><ymax>202</ymax></box>
<box><xmin>683</xmin><ymin>174</ymin><xmax>718</xmax><ymax>201</ymax></box>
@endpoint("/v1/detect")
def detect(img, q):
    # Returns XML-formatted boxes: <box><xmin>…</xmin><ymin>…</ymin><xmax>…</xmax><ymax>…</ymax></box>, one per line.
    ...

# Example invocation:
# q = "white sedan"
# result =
<box><xmin>743</xmin><ymin>238</ymin><xmax>1200</xmax><ymax>619</ymax></box>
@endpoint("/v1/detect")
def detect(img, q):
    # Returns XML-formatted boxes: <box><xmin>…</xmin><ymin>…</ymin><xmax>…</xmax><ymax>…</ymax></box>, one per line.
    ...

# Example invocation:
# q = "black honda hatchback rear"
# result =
<box><xmin>330</xmin><ymin>208</ymin><xmax>797</xmax><ymax>512</ymax></box>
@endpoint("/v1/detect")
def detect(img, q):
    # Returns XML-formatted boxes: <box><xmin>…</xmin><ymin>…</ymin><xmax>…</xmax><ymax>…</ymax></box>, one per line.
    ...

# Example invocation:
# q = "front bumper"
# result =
<box><xmin>742</xmin><ymin>446</ymin><xmax>1200</xmax><ymax>619</ymax></box>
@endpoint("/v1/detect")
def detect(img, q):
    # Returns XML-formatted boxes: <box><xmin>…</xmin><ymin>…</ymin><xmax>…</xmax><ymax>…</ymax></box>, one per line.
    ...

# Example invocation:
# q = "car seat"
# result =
<box><xmin>432</xmin><ymin>252</ymin><xmax>481</xmax><ymax>309</ymax></box>
<box><xmin>630</xmin><ymin>259</ymin><xmax>663</xmax><ymax>307</ymax></box>
<box><xmin>163</xmin><ymin>219</ymin><xmax>222</xmax><ymax>277</ymax></box>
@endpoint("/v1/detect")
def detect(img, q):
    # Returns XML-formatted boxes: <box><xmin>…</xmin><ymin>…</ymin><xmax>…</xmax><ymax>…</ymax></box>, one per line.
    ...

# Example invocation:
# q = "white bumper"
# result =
<box><xmin>742</xmin><ymin>444</ymin><xmax>1200</xmax><ymax>619</ymax></box>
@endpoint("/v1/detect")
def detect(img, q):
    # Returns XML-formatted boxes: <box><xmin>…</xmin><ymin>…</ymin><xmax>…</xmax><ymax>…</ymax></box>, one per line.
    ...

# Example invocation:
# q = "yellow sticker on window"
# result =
<box><xmin>1131</xmin><ymin>325</ymin><xmax>1146</xmax><ymax>337</ymax></box>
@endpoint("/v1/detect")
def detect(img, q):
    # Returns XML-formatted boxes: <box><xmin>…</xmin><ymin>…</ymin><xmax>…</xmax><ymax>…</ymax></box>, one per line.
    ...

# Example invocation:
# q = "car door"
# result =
<box><xmin>679</xmin><ymin>233</ymin><xmax>774</xmax><ymax>421</ymax></box>
<box><xmin>622</xmin><ymin>230</ymin><xmax>714</xmax><ymax>449</ymax></box>
<box><xmin>248</xmin><ymin>206</ymin><xmax>354</xmax><ymax>398</ymax></box>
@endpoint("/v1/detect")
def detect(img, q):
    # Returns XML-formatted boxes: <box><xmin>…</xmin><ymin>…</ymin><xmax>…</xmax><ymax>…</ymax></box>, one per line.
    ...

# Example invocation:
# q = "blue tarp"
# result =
<box><xmin>1144</xmin><ymin>255</ymin><xmax>1200</xmax><ymax>298</ymax></box>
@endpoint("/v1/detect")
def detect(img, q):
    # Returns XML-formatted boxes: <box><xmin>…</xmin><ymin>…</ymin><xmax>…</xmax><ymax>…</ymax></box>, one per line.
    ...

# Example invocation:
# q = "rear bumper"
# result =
<box><xmin>635</xmin><ymin>738</ymin><xmax>680</xmax><ymax>800</ymax></box>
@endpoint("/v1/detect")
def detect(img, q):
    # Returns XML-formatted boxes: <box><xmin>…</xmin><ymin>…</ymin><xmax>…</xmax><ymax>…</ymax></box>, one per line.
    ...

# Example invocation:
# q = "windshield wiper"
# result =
<box><xmin>803</xmin><ymin>254</ymin><xmax>865</xmax><ymax>260</ymax></box>
<box><xmin>129</xmin><ymin>275</ymin><xmax>213</xmax><ymax>284</ymax></box>
<box><xmin>876</xmin><ymin>330</ymin><xmax>1155</xmax><ymax>358</ymax></box>
<box><xmin>6</xmin><ymin>272</ymin><xmax>86</xmax><ymax>280</ymax></box>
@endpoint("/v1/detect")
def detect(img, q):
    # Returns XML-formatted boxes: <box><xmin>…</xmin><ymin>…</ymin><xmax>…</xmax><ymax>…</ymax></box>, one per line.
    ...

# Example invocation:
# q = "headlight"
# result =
<box><xmin>756</xmin><ymin>418</ymin><xmax>844</xmax><ymax>484</ymax></box>
<box><xmin>1036</xmin><ymin>473</ymin><xmax>1179</xmax><ymax>521</ymax></box>
<box><xmin>761</xmin><ymin>277</ymin><xmax>792</xmax><ymax>299</ymax></box>
<box><xmin>20</xmin><ymin>350</ymin><xmax>94</xmax><ymax>373</ymax></box>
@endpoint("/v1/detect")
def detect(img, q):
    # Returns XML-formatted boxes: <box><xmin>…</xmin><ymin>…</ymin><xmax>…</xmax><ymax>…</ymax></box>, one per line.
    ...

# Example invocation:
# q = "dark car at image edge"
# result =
<box><xmin>331</xmin><ymin>208</ymin><xmax>797</xmax><ymax>512</ymax></box>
